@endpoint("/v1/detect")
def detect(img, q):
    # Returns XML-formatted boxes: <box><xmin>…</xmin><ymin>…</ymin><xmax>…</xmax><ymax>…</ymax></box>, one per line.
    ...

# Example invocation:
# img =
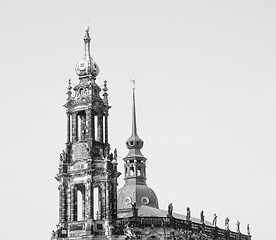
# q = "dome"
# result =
<box><xmin>117</xmin><ymin>184</ymin><xmax>159</xmax><ymax>213</ymax></box>
<box><xmin>75</xmin><ymin>59</ymin><xmax>99</xmax><ymax>78</ymax></box>
<box><xmin>126</xmin><ymin>134</ymin><xmax>144</xmax><ymax>150</ymax></box>
<box><xmin>75</xmin><ymin>27</ymin><xmax>99</xmax><ymax>78</ymax></box>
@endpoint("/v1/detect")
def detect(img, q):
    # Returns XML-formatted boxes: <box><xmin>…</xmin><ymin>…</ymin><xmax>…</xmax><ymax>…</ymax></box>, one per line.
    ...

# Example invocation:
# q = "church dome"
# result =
<box><xmin>75</xmin><ymin>27</ymin><xmax>99</xmax><ymax>78</ymax></box>
<box><xmin>117</xmin><ymin>184</ymin><xmax>159</xmax><ymax>213</ymax></box>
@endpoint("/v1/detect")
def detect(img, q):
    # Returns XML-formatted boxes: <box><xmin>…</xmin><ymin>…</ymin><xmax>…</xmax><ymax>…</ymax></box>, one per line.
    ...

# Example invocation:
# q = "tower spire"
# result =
<box><xmin>126</xmin><ymin>81</ymin><xmax>144</xmax><ymax>153</ymax></box>
<box><xmin>117</xmin><ymin>82</ymin><xmax>159</xmax><ymax>213</ymax></box>
<box><xmin>131</xmin><ymin>80</ymin><xmax>138</xmax><ymax>139</ymax></box>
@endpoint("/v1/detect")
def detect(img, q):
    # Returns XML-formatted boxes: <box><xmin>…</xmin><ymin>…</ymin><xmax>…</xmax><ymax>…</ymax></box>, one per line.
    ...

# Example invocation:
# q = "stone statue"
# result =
<box><xmin>213</xmin><ymin>213</ymin><xmax>217</xmax><ymax>227</ymax></box>
<box><xmin>104</xmin><ymin>146</ymin><xmax>110</xmax><ymax>159</ymax></box>
<box><xmin>131</xmin><ymin>202</ymin><xmax>138</xmax><ymax>219</ymax></box>
<box><xmin>247</xmin><ymin>224</ymin><xmax>250</xmax><ymax>235</ymax></box>
<box><xmin>200</xmin><ymin>210</ymin><xmax>204</xmax><ymax>223</ymax></box>
<box><xmin>186</xmin><ymin>207</ymin><xmax>191</xmax><ymax>220</ymax></box>
<box><xmin>124</xmin><ymin>223</ymin><xmax>135</xmax><ymax>239</ymax></box>
<box><xmin>167</xmin><ymin>203</ymin><xmax>173</xmax><ymax>217</ymax></box>
<box><xmin>225</xmin><ymin>217</ymin><xmax>230</xmax><ymax>230</ymax></box>
<box><xmin>114</xmin><ymin>148</ymin><xmax>118</xmax><ymax>160</ymax></box>
<box><xmin>236</xmin><ymin>220</ymin><xmax>240</xmax><ymax>232</ymax></box>
<box><xmin>60</xmin><ymin>150</ymin><xmax>66</xmax><ymax>162</ymax></box>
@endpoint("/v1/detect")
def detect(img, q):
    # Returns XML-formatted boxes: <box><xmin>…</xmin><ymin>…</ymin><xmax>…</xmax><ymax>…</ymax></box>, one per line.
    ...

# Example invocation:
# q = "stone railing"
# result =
<box><xmin>117</xmin><ymin>217</ymin><xmax>251</xmax><ymax>240</ymax></box>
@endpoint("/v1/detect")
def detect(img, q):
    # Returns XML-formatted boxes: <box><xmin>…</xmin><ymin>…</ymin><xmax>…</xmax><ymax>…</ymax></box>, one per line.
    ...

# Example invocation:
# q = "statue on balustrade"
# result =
<box><xmin>247</xmin><ymin>224</ymin><xmax>250</xmax><ymax>235</ymax></box>
<box><xmin>186</xmin><ymin>207</ymin><xmax>191</xmax><ymax>221</ymax></box>
<box><xmin>236</xmin><ymin>220</ymin><xmax>240</xmax><ymax>232</ymax></box>
<box><xmin>200</xmin><ymin>210</ymin><xmax>204</xmax><ymax>224</ymax></box>
<box><xmin>225</xmin><ymin>217</ymin><xmax>230</xmax><ymax>230</ymax></box>
<box><xmin>213</xmin><ymin>213</ymin><xmax>217</xmax><ymax>227</ymax></box>
<box><xmin>167</xmin><ymin>203</ymin><xmax>173</xmax><ymax>217</ymax></box>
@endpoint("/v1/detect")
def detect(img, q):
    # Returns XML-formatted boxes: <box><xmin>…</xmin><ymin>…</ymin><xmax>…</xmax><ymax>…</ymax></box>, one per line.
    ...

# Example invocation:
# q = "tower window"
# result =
<box><xmin>77</xmin><ymin>111</ymin><xmax>86</xmax><ymax>141</ymax></box>
<box><xmin>137</xmin><ymin>166</ymin><xmax>141</xmax><ymax>176</ymax></box>
<box><xmin>130</xmin><ymin>166</ymin><xmax>134</xmax><ymax>176</ymax></box>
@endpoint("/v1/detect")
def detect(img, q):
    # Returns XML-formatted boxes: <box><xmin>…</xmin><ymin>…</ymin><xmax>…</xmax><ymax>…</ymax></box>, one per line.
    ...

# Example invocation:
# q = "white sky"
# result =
<box><xmin>0</xmin><ymin>1</ymin><xmax>275</xmax><ymax>239</ymax></box>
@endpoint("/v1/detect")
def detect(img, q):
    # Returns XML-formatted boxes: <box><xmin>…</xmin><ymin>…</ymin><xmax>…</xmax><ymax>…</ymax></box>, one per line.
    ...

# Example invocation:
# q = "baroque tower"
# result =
<box><xmin>117</xmin><ymin>86</ymin><xmax>159</xmax><ymax>215</ymax></box>
<box><xmin>53</xmin><ymin>28</ymin><xmax>120</xmax><ymax>239</ymax></box>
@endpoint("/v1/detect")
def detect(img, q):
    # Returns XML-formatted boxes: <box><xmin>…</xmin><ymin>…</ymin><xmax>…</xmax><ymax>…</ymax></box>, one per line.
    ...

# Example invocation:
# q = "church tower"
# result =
<box><xmin>53</xmin><ymin>28</ymin><xmax>120</xmax><ymax>239</ymax></box>
<box><xmin>117</xmin><ymin>86</ymin><xmax>159</xmax><ymax>216</ymax></box>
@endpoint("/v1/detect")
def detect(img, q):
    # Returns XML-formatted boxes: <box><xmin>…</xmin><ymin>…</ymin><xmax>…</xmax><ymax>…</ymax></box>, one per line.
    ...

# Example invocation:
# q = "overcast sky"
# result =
<box><xmin>0</xmin><ymin>1</ymin><xmax>275</xmax><ymax>239</ymax></box>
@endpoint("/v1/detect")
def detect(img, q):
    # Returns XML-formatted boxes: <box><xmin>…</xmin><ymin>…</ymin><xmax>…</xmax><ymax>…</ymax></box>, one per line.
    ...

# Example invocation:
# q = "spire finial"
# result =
<box><xmin>66</xmin><ymin>78</ymin><xmax>72</xmax><ymax>100</ymax></box>
<box><xmin>75</xmin><ymin>26</ymin><xmax>99</xmax><ymax>78</ymax></box>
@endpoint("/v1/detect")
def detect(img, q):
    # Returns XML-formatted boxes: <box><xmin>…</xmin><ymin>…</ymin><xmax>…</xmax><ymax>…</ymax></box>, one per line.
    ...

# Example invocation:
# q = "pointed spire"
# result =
<box><xmin>131</xmin><ymin>80</ymin><xmax>138</xmax><ymax>139</ymax></box>
<box><xmin>126</xmin><ymin>81</ymin><xmax>144</xmax><ymax>152</ymax></box>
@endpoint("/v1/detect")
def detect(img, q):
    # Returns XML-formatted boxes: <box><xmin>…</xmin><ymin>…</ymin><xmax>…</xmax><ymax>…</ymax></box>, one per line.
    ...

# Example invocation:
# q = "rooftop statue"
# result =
<box><xmin>167</xmin><ymin>203</ymin><xmax>173</xmax><ymax>217</ymax></box>
<box><xmin>200</xmin><ymin>210</ymin><xmax>205</xmax><ymax>224</ymax></box>
<box><xmin>213</xmin><ymin>213</ymin><xmax>217</xmax><ymax>227</ymax></box>
<box><xmin>225</xmin><ymin>217</ymin><xmax>230</xmax><ymax>230</ymax></box>
<box><xmin>186</xmin><ymin>207</ymin><xmax>191</xmax><ymax>220</ymax></box>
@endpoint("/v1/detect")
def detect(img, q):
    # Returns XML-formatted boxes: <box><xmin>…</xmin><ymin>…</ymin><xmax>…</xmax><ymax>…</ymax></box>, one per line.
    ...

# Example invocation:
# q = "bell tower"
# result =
<box><xmin>53</xmin><ymin>27</ymin><xmax>120</xmax><ymax>239</ymax></box>
<box><xmin>117</xmin><ymin>85</ymin><xmax>159</xmax><ymax>215</ymax></box>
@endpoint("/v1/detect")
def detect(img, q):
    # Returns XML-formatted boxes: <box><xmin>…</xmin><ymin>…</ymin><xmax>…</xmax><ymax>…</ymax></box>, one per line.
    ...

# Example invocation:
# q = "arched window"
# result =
<box><xmin>93</xmin><ymin>187</ymin><xmax>99</xmax><ymax>220</ymax></box>
<box><xmin>77</xmin><ymin>111</ymin><xmax>86</xmax><ymax>141</ymax></box>
<box><xmin>130</xmin><ymin>166</ymin><xmax>134</xmax><ymax>176</ymax></box>
<box><xmin>137</xmin><ymin>166</ymin><xmax>141</xmax><ymax>176</ymax></box>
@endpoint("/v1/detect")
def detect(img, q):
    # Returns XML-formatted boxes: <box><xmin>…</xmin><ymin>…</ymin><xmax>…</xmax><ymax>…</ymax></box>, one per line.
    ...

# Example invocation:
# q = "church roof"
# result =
<box><xmin>118</xmin><ymin>205</ymin><xmax>213</xmax><ymax>226</ymax></box>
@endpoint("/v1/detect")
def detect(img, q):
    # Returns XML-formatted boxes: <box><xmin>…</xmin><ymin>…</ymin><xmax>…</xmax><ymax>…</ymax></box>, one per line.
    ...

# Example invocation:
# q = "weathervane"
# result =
<box><xmin>130</xmin><ymin>79</ymin><xmax>136</xmax><ymax>90</ymax></box>
<box><xmin>85</xmin><ymin>18</ymin><xmax>90</xmax><ymax>28</ymax></box>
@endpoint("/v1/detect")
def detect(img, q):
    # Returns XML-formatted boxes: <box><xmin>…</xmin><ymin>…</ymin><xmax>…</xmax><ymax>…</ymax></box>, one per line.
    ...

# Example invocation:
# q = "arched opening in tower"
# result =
<box><xmin>93</xmin><ymin>187</ymin><xmax>99</xmax><ymax>220</ymax></box>
<box><xmin>77</xmin><ymin>189</ymin><xmax>84</xmax><ymax>221</ymax></box>
<box><xmin>130</xmin><ymin>166</ymin><xmax>134</xmax><ymax>176</ymax></box>
<box><xmin>137</xmin><ymin>166</ymin><xmax>141</xmax><ymax>176</ymax></box>
<box><xmin>94</xmin><ymin>116</ymin><xmax>98</xmax><ymax>141</ymax></box>
<box><xmin>77</xmin><ymin>111</ymin><xmax>86</xmax><ymax>141</ymax></box>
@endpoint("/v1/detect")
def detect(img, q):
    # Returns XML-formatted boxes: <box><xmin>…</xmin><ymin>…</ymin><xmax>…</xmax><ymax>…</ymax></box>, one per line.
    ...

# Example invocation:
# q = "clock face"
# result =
<box><xmin>124</xmin><ymin>196</ymin><xmax>132</xmax><ymax>205</ymax></box>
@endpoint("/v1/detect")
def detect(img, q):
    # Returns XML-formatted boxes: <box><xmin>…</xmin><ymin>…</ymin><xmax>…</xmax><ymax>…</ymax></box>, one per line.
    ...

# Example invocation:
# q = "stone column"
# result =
<box><xmin>67</xmin><ymin>113</ymin><xmax>71</xmax><ymax>143</ymax></box>
<box><xmin>112</xmin><ymin>180</ymin><xmax>118</xmax><ymax>220</ymax></box>
<box><xmin>59</xmin><ymin>184</ymin><xmax>62</xmax><ymax>223</ymax></box>
<box><xmin>98</xmin><ymin>186</ymin><xmax>103</xmax><ymax>220</ymax></box>
<box><xmin>98</xmin><ymin>115</ymin><xmax>103</xmax><ymax>143</ymax></box>
<box><xmin>91</xmin><ymin>110</ymin><xmax>95</xmax><ymax>140</ymax></box>
<box><xmin>67</xmin><ymin>185</ymin><xmax>71</xmax><ymax>222</ymax></box>
<box><xmin>105</xmin><ymin>181</ymin><xmax>110</xmax><ymax>221</ymax></box>
<box><xmin>82</xmin><ymin>188</ymin><xmax>85</xmax><ymax>220</ymax></box>
<box><xmin>59</xmin><ymin>184</ymin><xmax>67</xmax><ymax>223</ymax></box>
<box><xmin>85</xmin><ymin>181</ymin><xmax>92</xmax><ymax>219</ymax></box>
<box><xmin>71</xmin><ymin>185</ymin><xmax>77</xmax><ymax>221</ymax></box>
<box><xmin>86</xmin><ymin>109</ymin><xmax>91</xmax><ymax>139</ymax></box>
<box><xmin>104</xmin><ymin>115</ymin><xmax>108</xmax><ymax>144</ymax></box>
<box><xmin>72</xmin><ymin>113</ymin><xmax>77</xmax><ymax>142</ymax></box>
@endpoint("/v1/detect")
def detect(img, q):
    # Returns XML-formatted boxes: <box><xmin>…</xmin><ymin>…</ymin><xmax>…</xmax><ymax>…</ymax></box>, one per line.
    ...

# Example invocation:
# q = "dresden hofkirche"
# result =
<box><xmin>51</xmin><ymin>28</ymin><xmax>252</xmax><ymax>240</ymax></box>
